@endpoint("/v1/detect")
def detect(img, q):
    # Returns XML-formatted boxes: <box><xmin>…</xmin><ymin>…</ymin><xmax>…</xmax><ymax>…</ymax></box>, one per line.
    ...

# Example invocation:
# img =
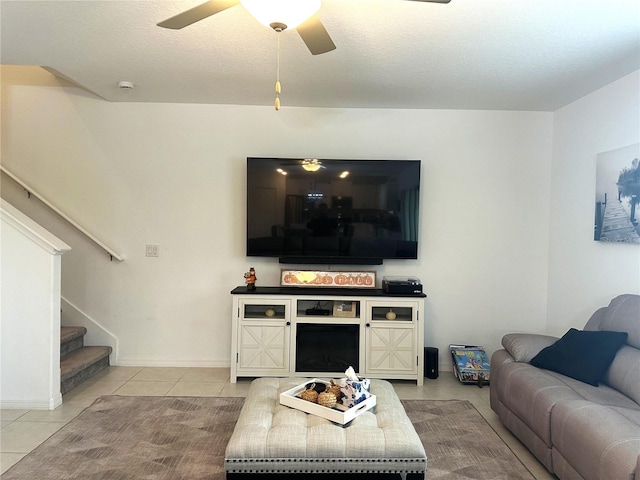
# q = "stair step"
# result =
<box><xmin>61</xmin><ymin>345</ymin><xmax>112</xmax><ymax>394</ymax></box>
<box><xmin>61</xmin><ymin>326</ymin><xmax>87</xmax><ymax>344</ymax></box>
<box><xmin>60</xmin><ymin>326</ymin><xmax>87</xmax><ymax>359</ymax></box>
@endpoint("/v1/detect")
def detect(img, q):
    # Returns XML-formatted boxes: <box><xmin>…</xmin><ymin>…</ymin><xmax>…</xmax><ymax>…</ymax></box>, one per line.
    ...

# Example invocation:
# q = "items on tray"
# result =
<box><xmin>298</xmin><ymin>367</ymin><xmax>371</xmax><ymax>409</ymax></box>
<box><xmin>339</xmin><ymin>366</ymin><xmax>372</xmax><ymax>408</ymax></box>
<box><xmin>301</xmin><ymin>380</ymin><xmax>342</xmax><ymax>407</ymax></box>
<box><xmin>280</xmin><ymin>378</ymin><xmax>377</xmax><ymax>425</ymax></box>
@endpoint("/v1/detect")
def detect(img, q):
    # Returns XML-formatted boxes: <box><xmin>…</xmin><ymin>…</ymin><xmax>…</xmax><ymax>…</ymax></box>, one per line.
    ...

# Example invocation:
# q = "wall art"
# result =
<box><xmin>594</xmin><ymin>143</ymin><xmax>640</xmax><ymax>244</ymax></box>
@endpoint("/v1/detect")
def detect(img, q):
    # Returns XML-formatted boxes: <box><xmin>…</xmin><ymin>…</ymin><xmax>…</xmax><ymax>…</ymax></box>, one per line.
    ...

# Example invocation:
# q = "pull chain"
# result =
<box><xmin>275</xmin><ymin>32</ymin><xmax>281</xmax><ymax>111</ymax></box>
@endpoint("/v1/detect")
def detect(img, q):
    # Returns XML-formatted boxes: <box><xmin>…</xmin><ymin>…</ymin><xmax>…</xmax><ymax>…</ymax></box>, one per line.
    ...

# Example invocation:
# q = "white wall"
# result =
<box><xmin>2</xmin><ymin>64</ymin><xmax>610</xmax><ymax>372</ymax></box>
<box><xmin>1</xmin><ymin>200</ymin><xmax>70</xmax><ymax>409</ymax></box>
<box><xmin>547</xmin><ymin>70</ymin><xmax>640</xmax><ymax>334</ymax></box>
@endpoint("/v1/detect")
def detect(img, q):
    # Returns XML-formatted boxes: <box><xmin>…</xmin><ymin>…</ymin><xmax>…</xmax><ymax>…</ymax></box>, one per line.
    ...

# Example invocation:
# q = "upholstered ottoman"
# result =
<box><xmin>224</xmin><ymin>377</ymin><xmax>427</xmax><ymax>479</ymax></box>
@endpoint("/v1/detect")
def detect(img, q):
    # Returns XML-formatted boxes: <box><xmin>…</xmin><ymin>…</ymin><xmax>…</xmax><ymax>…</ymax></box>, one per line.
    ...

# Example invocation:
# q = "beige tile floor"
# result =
<box><xmin>0</xmin><ymin>367</ymin><xmax>556</xmax><ymax>479</ymax></box>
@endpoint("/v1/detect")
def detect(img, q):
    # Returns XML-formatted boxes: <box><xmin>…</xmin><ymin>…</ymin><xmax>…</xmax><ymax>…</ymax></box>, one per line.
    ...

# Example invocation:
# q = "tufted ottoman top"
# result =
<box><xmin>225</xmin><ymin>377</ymin><xmax>427</xmax><ymax>475</ymax></box>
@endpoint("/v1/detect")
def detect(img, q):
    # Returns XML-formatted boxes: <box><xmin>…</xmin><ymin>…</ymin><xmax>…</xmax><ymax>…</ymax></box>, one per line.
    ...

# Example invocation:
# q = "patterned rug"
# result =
<box><xmin>3</xmin><ymin>396</ymin><xmax>535</xmax><ymax>480</ymax></box>
<box><xmin>402</xmin><ymin>399</ymin><xmax>535</xmax><ymax>479</ymax></box>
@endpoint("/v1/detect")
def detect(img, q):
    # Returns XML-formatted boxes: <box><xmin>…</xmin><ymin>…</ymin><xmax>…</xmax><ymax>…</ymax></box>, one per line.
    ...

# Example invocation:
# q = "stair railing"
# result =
<box><xmin>0</xmin><ymin>166</ymin><xmax>124</xmax><ymax>261</ymax></box>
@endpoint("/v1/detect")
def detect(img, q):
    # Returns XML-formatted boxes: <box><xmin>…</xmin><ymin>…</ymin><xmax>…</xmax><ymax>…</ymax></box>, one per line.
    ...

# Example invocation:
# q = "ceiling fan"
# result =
<box><xmin>157</xmin><ymin>0</ymin><xmax>452</xmax><ymax>55</ymax></box>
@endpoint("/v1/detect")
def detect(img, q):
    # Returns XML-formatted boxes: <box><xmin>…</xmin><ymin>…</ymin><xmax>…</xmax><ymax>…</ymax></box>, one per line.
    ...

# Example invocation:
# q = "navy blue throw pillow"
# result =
<box><xmin>529</xmin><ymin>328</ymin><xmax>628</xmax><ymax>386</ymax></box>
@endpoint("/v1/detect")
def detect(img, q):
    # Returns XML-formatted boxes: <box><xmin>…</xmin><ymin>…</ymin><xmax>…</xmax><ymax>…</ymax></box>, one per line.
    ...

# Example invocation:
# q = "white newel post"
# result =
<box><xmin>1</xmin><ymin>200</ymin><xmax>71</xmax><ymax>409</ymax></box>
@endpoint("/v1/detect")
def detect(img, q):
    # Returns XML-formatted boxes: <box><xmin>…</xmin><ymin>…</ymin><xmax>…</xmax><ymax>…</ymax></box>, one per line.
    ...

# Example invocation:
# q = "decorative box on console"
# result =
<box><xmin>281</xmin><ymin>270</ymin><xmax>376</xmax><ymax>288</ymax></box>
<box><xmin>279</xmin><ymin>379</ymin><xmax>377</xmax><ymax>425</ymax></box>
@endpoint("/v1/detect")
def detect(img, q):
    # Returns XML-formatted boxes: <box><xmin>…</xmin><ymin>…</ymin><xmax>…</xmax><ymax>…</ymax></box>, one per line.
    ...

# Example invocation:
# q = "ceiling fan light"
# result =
<box><xmin>302</xmin><ymin>158</ymin><xmax>322</xmax><ymax>172</ymax></box>
<box><xmin>240</xmin><ymin>0</ymin><xmax>321</xmax><ymax>29</ymax></box>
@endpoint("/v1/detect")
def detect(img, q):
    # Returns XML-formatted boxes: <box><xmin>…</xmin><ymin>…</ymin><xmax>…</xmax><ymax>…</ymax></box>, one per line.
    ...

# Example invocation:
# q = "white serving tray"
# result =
<box><xmin>279</xmin><ymin>378</ymin><xmax>376</xmax><ymax>425</ymax></box>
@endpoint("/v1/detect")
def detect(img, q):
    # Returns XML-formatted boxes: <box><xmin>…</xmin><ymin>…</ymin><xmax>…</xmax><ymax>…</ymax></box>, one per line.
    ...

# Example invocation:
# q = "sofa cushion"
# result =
<box><xmin>492</xmin><ymin>360</ymin><xmax>586</xmax><ymax>446</ymax></box>
<box><xmin>603</xmin><ymin>345</ymin><xmax>640</xmax><ymax>406</ymax></box>
<box><xmin>492</xmin><ymin>356</ymin><xmax>637</xmax><ymax>447</ymax></box>
<box><xmin>530</xmin><ymin>328</ymin><xmax>628</xmax><ymax>386</ymax></box>
<box><xmin>501</xmin><ymin>333</ymin><xmax>559</xmax><ymax>363</ymax></box>
<box><xmin>550</xmin><ymin>400</ymin><xmax>640</xmax><ymax>480</ymax></box>
<box><xmin>585</xmin><ymin>294</ymin><xmax>640</xmax><ymax>348</ymax></box>
<box><xmin>544</xmin><ymin>369</ymin><xmax>639</xmax><ymax>409</ymax></box>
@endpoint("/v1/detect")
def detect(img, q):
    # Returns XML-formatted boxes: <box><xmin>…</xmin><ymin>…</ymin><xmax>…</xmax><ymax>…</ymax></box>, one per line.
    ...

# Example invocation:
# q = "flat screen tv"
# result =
<box><xmin>246</xmin><ymin>157</ymin><xmax>421</xmax><ymax>264</ymax></box>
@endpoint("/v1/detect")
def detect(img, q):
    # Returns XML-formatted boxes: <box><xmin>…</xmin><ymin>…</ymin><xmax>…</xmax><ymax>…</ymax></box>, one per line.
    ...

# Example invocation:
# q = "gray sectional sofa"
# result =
<box><xmin>490</xmin><ymin>294</ymin><xmax>640</xmax><ymax>480</ymax></box>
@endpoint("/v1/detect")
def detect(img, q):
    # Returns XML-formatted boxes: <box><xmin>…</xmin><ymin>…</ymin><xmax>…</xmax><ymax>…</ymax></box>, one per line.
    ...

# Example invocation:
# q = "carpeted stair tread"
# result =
<box><xmin>59</xmin><ymin>326</ymin><xmax>113</xmax><ymax>394</ymax></box>
<box><xmin>60</xmin><ymin>345</ymin><xmax>112</xmax><ymax>382</ymax></box>
<box><xmin>60</xmin><ymin>326</ymin><xmax>87</xmax><ymax>344</ymax></box>
<box><xmin>61</xmin><ymin>326</ymin><xmax>87</xmax><ymax>360</ymax></box>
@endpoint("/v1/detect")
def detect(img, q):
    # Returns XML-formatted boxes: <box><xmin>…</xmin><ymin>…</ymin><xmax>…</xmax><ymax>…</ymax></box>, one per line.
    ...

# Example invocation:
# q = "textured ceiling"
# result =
<box><xmin>1</xmin><ymin>0</ymin><xmax>639</xmax><ymax>111</ymax></box>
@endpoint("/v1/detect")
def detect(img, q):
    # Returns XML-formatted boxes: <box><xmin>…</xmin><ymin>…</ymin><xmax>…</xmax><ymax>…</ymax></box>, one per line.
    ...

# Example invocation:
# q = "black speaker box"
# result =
<box><xmin>424</xmin><ymin>347</ymin><xmax>439</xmax><ymax>379</ymax></box>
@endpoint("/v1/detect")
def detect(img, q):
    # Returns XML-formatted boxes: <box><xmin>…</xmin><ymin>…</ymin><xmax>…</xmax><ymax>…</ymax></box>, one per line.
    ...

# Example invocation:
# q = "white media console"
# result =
<box><xmin>230</xmin><ymin>286</ymin><xmax>426</xmax><ymax>385</ymax></box>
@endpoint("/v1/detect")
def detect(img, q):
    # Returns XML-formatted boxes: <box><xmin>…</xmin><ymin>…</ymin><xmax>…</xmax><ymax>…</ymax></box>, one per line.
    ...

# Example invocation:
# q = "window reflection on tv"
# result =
<box><xmin>246</xmin><ymin>158</ymin><xmax>421</xmax><ymax>263</ymax></box>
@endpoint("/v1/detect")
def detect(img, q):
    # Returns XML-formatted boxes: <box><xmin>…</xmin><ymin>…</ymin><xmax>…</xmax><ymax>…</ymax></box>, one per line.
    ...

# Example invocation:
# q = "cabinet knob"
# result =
<box><xmin>366</xmin><ymin>323</ymin><xmax>370</xmax><ymax>327</ymax></box>
<box><xmin>286</xmin><ymin>321</ymin><xmax>291</xmax><ymax>326</ymax></box>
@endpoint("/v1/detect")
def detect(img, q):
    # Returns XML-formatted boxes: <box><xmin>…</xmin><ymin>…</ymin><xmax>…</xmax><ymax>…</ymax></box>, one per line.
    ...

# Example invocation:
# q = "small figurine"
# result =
<box><xmin>244</xmin><ymin>267</ymin><xmax>257</xmax><ymax>291</ymax></box>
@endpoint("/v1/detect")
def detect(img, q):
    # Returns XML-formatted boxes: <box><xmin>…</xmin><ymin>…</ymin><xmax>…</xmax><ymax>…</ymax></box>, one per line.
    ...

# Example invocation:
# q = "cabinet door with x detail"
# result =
<box><xmin>237</xmin><ymin>299</ymin><xmax>291</xmax><ymax>375</ymax></box>
<box><xmin>365</xmin><ymin>300</ymin><xmax>419</xmax><ymax>376</ymax></box>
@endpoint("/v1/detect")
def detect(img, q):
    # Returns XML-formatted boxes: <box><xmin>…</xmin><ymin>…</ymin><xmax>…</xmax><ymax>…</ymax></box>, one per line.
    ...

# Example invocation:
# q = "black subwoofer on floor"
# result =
<box><xmin>424</xmin><ymin>347</ymin><xmax>439</xmax><ymax>379</ymax></box>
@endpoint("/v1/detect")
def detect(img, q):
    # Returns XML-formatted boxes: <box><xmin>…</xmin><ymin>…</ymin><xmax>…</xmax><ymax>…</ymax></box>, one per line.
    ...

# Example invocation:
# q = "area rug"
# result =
<box><xmin>3</xmin><ymin>396</ymin><xmax>535</xmax><ymax>480</ymax></box>
<box><xmin>402</xmin><ymin>399</ymin><xmax>535</xmax><ymax>479</ymax></box>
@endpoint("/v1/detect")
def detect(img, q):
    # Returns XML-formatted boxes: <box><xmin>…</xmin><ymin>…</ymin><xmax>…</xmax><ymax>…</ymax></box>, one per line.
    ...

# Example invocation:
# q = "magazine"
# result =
<box><xmin>449</xmin><ymin>344</ymin><xmax>490</xmax><ymax>386</ymax></box>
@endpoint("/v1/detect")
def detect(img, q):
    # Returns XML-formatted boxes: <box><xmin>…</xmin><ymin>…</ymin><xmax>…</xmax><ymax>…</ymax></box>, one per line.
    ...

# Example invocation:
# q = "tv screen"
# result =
<box><xmin>246</xmin><ymin>158</ymin><xmax>421</xmax><ymax>264</ymax></box>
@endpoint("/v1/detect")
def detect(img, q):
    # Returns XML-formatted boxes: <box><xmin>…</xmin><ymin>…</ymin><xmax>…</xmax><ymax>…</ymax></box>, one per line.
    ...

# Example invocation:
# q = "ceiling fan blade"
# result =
<box><xmin>405</xmin><ymin>0</ymin><xmax>452</xmax><ymax>3</ymax></box>
<box><xmin>157</xmin><ymin>0</ymin><xmax>240</xmax><ymax>29</ymax></box>
<box><xmin>296</xmin><ymin>14</ymin><xmax>336</xmax><ymax>55</ymax></box>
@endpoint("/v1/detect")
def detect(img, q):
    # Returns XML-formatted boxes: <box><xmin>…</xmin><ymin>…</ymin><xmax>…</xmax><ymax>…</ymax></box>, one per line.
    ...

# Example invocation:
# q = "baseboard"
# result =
<box><xmin>115</xmin><ymin>357</ymin><xmax>230</xmax><ymax>368</ymax></box>
<box><xmin>1</xmin><ymin>393</ymin><xmax>62</xmax><ymax>410</ymax></box>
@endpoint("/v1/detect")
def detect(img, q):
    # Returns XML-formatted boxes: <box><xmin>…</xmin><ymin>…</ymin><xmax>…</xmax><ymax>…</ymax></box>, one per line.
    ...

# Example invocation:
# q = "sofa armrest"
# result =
<box><xmin>501</xmin><ymin>333</ymin><xmax>559</xmax><ymax>363</ymax></box>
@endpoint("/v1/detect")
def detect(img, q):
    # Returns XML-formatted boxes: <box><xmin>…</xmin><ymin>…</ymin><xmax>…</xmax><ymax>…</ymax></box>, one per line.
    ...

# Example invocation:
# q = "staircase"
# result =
<box><xmin>60</xmin><ymin>326</ymin><xmax>112</xmax><ymax>394</ymax></box>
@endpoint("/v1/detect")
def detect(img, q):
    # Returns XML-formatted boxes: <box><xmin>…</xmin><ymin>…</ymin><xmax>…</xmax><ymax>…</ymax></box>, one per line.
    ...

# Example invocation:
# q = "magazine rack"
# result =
<box><xmin>449</xmin><ymin>344</ymin><xmax>490</xmax><ymax>387</ymax></box>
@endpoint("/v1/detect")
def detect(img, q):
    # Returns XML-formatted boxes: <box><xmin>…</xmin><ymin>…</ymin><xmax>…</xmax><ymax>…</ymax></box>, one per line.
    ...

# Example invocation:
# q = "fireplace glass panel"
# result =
<box><xmin>295</xmin><ymin>323</ymin><xmax>359</xmax><ymax>372</ymax></box>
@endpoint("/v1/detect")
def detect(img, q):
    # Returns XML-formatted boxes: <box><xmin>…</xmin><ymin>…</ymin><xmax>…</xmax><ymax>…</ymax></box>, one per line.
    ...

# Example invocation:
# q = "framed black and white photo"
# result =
<box><xmin>594</xmin><ymin>143</ymin><xmax>640</xmax><ymax>244</ymax></box>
